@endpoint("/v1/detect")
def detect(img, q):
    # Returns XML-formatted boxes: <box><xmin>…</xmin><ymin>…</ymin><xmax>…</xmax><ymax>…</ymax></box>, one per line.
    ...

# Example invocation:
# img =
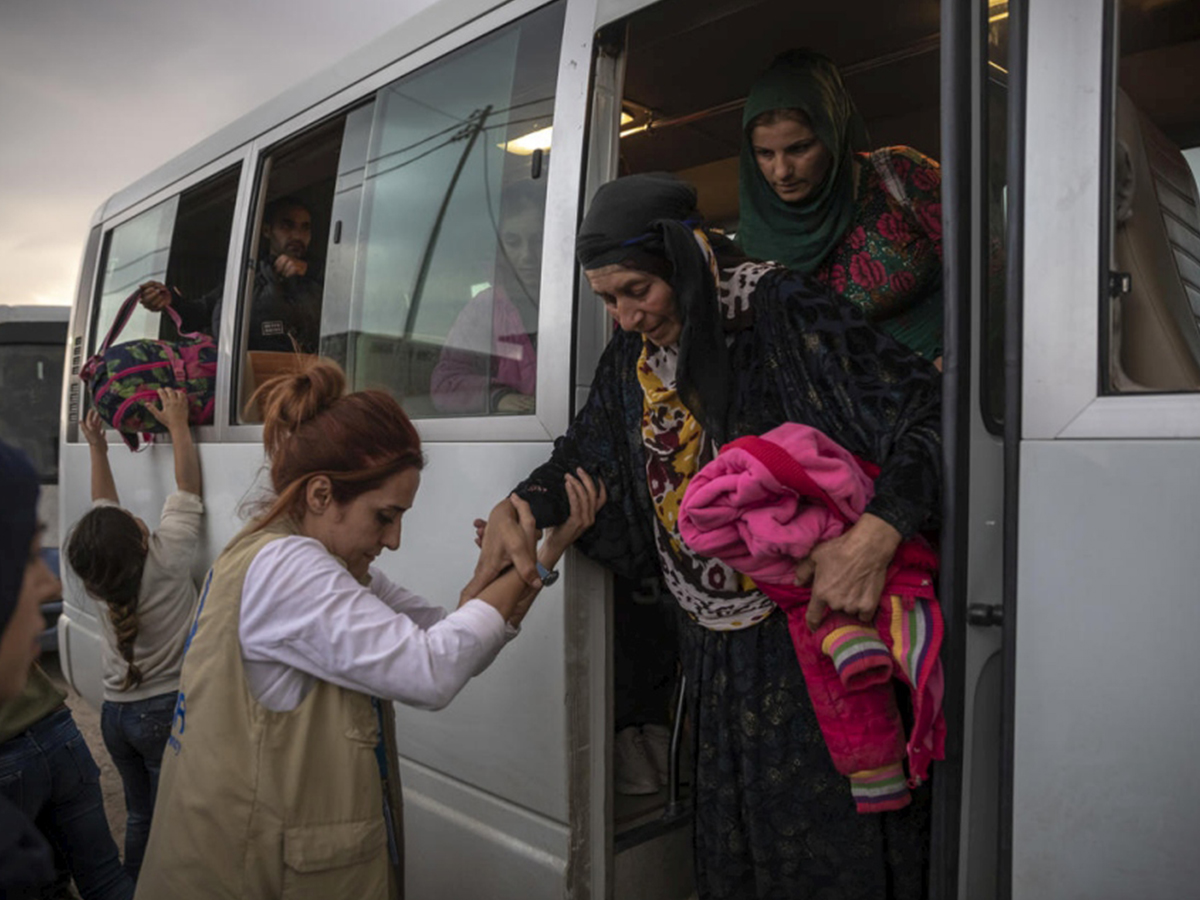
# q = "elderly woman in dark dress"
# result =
<box><xmin>739</xmin><ymin>48</ymin><xmax>944</xmax><ymax>365</ymax></box>
<box><xmin>468</xmin><ymin>173</ymin><xmax>941</xmax><ymax>898</ymax></box>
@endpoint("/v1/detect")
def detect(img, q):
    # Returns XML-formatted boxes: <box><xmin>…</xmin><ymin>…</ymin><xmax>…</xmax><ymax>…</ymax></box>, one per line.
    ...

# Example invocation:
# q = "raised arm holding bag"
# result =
<box><xmin>79</xmin><ymin>288</ymin><xmax>217</xmax><ymax>450</ymax></box>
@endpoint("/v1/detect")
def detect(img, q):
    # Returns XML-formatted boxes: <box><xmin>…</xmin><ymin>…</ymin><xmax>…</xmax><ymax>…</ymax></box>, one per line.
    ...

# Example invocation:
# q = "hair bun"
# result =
<box><xmin>254</xmin><ymin>358</ymin><xmax>347</xmax><ymax>457</ymax></box>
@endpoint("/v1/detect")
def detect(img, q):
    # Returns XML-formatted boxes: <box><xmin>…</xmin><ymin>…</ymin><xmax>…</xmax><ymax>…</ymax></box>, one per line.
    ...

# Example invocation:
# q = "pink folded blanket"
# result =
<box><xmin>679</xmin><ymin>422</ymin><xmax>945</xmax><ymax>813</ymax></box>
<box><xmin>679</xmin><ymin>424</ymin><xmax>875</xmax><ymax>582</ymax></box>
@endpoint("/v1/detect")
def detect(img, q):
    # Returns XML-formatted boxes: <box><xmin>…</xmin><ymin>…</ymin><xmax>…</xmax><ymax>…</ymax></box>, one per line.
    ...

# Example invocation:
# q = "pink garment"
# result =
<box><xmin>679</xmin><ymin>424</ymin><xmax>875</xmax><ymax>582</ymax></box>
<box><xmin>679</xmin><ymin>423</ymin><xmax>946</xmax><ymax>813</ymax></box>
<box><xmin>430</xmin><ymin>287</ymin><xmax>537</xmax><ymax>413</ymax></box>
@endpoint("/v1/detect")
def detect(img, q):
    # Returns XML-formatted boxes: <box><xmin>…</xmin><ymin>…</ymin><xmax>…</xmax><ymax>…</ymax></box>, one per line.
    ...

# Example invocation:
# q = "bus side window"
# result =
<box><xmin>162</xmin><ymin>167</ymin><xmax>239</xmax><ymax>342</ymax></box>
<box><xmin>348</xmin><ymin>0</ymin><xmax>566</xmax><ymax>418</ymax></box>
<box><xmin>91</xmin><ymin>165</ymin><xmax>240</xmax><ymax>381</ymax></box>
<box><xmin>1104</xmin><ymin>2</ymin><xmax>1200</xmax><ymax>393</ymax></box>
<box><xmin>92</xmin><ymin>197</ymin><xmax>182</xmax><ymax>353</ymax></box>
<box><xmin>235</xmin><ymin>117</ymin><xmax>344</xmax><ymax>423</ymax></box>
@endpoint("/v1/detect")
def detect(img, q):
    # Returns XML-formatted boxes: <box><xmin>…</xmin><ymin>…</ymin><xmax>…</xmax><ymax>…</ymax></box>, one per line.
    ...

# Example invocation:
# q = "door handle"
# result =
<box><xmin>967</xmin><ymin>603</ymin><xmax>1004</xmax><ymax>627</ymax></box>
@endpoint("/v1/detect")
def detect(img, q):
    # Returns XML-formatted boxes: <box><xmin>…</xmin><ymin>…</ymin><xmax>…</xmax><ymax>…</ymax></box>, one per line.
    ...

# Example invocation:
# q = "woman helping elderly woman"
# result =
<box><xmin>469</xmin><ymin>171</ymin><xmax>941</xmax><ymax>898</ymax></box>
<box><xmin>132</xmin><ymin>361</ymin><xmax>604</xmax><ymax>899</ymax></box>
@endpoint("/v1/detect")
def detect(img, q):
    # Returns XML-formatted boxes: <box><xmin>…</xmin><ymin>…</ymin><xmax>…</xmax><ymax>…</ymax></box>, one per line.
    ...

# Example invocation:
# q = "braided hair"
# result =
<box><xmin>65</xmin><ymin>506</ymin><xmax>148</xmax><ymax>690</ymax></box>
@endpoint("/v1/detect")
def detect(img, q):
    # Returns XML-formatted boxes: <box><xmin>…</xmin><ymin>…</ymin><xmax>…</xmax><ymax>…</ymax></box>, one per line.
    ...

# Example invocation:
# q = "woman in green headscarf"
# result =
<box><xmin>738</xmin><ymin>49</ymin><xmax>944</xmax><ymax>363</ymax></box>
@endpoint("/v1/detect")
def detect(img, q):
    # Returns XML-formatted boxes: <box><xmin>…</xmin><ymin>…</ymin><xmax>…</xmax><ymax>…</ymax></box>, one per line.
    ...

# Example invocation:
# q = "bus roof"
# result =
<box><xmin>99</xmin><ymin>0</ymin><xmax>507</xmax><ymax>225</ymax></box>
<box><xmin>0</xmin><ymin>305</ymin><xmax>71</xmax><ymax>325</ymax></box>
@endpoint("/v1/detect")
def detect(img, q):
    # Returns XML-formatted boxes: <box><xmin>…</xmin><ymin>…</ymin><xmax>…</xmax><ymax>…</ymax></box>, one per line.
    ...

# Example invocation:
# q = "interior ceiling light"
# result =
<box><xmin>503</xmin><ymin>113</ymin><xmax>634</xmax><ymax>155</ymax></box>
<box><xmin>501</xmin><ymin>126</ymin><xmax>553</xmax><ymax>155</ymax></box>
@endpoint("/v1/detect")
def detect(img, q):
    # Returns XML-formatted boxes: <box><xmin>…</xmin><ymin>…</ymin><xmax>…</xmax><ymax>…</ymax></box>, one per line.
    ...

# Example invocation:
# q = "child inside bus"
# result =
<box><xmin>737</xmin><ymin>48</ymin><xmax>944</xmax><ymax>367</ymax></box>
<box><xmin>133</xmin><ymin>360</ymin><xmax>603</xmax><ymax>898</ymax></box>
<box><xmin>430</xmin><ymin>179</ymin><xmax>544</xmax><ymax>415</ymax></box>
<box><xmin>65</xmin><ymin>391</ymin><xmax>203</xmax><ymax>883</ymax></box>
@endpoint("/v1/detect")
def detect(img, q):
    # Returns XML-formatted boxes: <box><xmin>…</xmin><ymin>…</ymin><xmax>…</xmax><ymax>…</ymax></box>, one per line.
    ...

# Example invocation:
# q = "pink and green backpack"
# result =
<box><xmin>79</xmin><ymin>288</ymin><xmax>217</xmax><ymax>450</ymax></box>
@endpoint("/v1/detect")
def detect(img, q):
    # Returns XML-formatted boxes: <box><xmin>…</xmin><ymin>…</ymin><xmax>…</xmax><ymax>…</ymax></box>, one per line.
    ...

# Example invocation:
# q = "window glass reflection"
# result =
<box><xmin>351</xmin><ymin>0</ymin><xmax>564</xmax><ymax>417</ymax></box>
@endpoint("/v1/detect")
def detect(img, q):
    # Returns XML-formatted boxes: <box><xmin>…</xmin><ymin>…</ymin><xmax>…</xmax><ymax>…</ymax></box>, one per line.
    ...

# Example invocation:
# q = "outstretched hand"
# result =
<box><xmin>797</xmin><ymin>513</ymin><xmax>902</xmax><ymax>630</ymax></box>
<box><xmin>80</xmin><ymin>409</ymin><xmax>107</xmax><ymax>450</ymax></box>
<box><xmin>461</xmin><ymin>470</ymin><xmax>606</xmax><ymax>602</ymax></box>
<box><xmin>138</xmin><ymin>281</ymin><xmax>174</xmax><ymax>312</ymax></box>
<box><xmin>144</xmin><ymin>388</ymin><xmax>190</xmax><ymax>434</ymax></box>
<box><xmin>461</xmin><ymin>492</ymin><xmax>542</xmax><ymax>602</ymax></box>
<box><xmin>543</xmin><ymin>469</ymin><xmax>606</xmax><ymax>554</ymax></box>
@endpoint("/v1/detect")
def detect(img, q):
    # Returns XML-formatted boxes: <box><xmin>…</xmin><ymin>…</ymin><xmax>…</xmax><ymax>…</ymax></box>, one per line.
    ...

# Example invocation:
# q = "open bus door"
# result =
<box><xmin>1002</xmin><ymin>0</ymin><xmax>1200</xmax><ymax>896</ymax></box>
<box><xmin>587</xmin><ymin>1</ymin><xmax>1013</xmax><ymax>897</ymax></box>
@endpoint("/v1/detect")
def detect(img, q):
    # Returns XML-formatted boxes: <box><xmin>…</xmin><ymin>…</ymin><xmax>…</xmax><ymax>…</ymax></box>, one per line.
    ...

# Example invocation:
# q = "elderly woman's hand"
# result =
<box><xmin>542</xmin><ymin>469</ymin><xmax>606</xmax><ymax>557</ymax></box>
<box><xmin>799</xmin><ymin>513</ymin><xmax>902</xmax><ymax>629</ymax></box>
<box><xmin>461</xmin><ymin>493</ymin><xmax>543</xmax><ymax>603</ymax></box>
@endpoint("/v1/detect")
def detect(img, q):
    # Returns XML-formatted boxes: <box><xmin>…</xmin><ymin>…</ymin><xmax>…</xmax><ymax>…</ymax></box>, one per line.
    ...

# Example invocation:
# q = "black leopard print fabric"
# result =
<box><xmin>515</xmin><ymin>265</ymin><xmax>941</xmax><ymax>546</ymax></box>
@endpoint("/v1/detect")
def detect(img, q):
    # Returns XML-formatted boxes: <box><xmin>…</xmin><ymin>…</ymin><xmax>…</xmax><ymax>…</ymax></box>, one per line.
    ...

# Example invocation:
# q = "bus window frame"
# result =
<box><xmin>65</xmin><ymin>224</ymin><xmax>102</xmax><ymax>445</ymax></box>
<box><xmin>73</xmin><ymin>148</ymin><xmax>250</xmax><ymax>445</ymax></box>
<box><xmin>1022</xmin><ymin>0</ymin><xmax>1200</xmax><ymax>441</ymax></box>
<box><xmin>596</xmin><ymin>0</ymin><xmax>657</xmax><ymax>27</ymax></box>
<box><xmin>219</xmin><ymin>0</ymin><xmax>580</xmax><ymax>446</ymax></box>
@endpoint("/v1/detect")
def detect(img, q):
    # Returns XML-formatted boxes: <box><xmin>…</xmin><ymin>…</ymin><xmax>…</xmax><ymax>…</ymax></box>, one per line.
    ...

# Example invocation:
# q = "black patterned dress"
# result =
<box><xmin>516</xmin><ymin>263</ymin><xmax>941</xmax><ymax>899</ymax></box>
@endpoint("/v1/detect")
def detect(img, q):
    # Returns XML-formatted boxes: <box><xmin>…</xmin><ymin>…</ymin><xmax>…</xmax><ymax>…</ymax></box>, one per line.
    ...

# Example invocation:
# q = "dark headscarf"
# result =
<box><xmin>0</xmin><ymin>440</ymin><xmax>39</xmax><ymax>637</ymax></box>
<box><xmin>737</xmin><ymin>48</ymin><xmax>870</xmax><ymax>274</ymax></box>
<box><xmin>577</xmin><ymin>173</ymin><xmax>735</xmax><ymax>441</ymax></box>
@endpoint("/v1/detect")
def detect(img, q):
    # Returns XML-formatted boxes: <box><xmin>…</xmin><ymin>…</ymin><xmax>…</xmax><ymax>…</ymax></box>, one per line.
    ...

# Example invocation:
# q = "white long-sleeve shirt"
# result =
<box><xmin>239</xmin><ymin>536</ymin><xmax>515</xmax><ymax>712</ymax></box>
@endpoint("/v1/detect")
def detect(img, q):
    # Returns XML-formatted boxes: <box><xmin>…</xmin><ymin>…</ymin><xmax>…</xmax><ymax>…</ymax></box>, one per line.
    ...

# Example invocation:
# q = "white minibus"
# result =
<box><xmin>56</xmin><ymin>0</ymin><xmax>1200</xmax><ymax>897</ymax></box>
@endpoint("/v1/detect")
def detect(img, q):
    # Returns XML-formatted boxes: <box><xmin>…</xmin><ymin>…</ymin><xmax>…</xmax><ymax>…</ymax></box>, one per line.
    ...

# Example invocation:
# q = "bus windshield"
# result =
<box><xmin>0</xmin><ymin>344</ymin><xmax>63</xmax><ymax>480</ymax></box>
<box><xmin>0</xmin><ymin>311</ymin><xmax>68</xmax><ymax>482</ymax></box>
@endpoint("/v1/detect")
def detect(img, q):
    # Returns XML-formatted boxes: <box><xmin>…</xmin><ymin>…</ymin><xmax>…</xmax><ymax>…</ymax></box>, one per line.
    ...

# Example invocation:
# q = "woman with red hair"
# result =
<box><xmin>135</xmin><ymin>359</ymin><xmax>602</xmax><ymax>900</ymax></box>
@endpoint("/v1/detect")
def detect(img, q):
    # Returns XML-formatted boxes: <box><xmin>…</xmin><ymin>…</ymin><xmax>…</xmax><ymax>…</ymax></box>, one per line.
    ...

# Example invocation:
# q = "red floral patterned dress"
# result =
<box><xmin>812</xmin><ymin>146</ymin><xmax>943</xmax><ymax>360</ymax></box>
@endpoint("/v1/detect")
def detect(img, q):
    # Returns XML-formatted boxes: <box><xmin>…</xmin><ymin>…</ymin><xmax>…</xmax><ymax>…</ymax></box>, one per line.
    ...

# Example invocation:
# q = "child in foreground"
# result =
<box><xmin>66</xmin><ymin>391</ymin><xmax>204</xmax><ymax>882</ymax></box>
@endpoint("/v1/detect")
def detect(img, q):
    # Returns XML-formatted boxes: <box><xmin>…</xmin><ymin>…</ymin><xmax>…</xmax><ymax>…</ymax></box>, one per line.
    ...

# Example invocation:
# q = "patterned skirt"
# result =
<box><xmin>677</xmin><ymin>607</ymin><xmax>930</xmax><ymax>900</ymax></box>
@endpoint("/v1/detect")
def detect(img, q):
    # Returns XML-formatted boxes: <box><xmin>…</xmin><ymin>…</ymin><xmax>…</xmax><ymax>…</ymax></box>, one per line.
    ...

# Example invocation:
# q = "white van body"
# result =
<box><xmin>55</xmin><ymin>0</ymin><xmax>1200</xmax><ymax>897</ymax></box>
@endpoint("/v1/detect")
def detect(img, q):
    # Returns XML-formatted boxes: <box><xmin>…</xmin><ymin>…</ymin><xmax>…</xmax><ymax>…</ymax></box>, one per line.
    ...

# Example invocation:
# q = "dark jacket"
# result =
<box><xmin>173</xmin><ymin>257</ymin><xmax>324</xmax><ymax>354</ymax></box>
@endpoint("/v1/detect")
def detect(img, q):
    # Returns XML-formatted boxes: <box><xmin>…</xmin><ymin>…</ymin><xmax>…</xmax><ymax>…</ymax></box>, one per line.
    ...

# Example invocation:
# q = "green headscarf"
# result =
<box><xmin>737</xmin><ymin>49</ymin><xmax>869</xmax><ymax>274</ymax></box>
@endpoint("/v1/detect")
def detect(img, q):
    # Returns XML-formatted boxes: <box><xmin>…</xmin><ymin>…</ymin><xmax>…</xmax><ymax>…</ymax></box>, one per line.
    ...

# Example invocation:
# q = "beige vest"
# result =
<box><xmin>135</xmin><ymin>521</ymin><xmax>404</xmax><ymax>899</ymax></box>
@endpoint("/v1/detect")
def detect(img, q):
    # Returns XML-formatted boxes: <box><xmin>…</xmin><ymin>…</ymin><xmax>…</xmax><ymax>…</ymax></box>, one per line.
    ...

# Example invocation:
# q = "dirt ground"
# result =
<box><xmin>41</xmin><ymin>654</ymin><xmax>128</xmax><ymax>855</ymax></box>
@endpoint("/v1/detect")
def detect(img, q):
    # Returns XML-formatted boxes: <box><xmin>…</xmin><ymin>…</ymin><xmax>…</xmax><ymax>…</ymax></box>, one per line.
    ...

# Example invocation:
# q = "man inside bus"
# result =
<box><xmin>138</xmin><ymin>196</ymin><xmax>324</xmax><ymax>354</ymax></box>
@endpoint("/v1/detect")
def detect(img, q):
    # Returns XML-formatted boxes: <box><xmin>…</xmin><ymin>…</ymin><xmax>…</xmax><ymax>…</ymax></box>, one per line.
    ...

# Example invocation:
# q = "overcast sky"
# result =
<box><xmin>0</xmin><ymin>0</ymin><xmax>438</xmax><ymax>308</ymax></box>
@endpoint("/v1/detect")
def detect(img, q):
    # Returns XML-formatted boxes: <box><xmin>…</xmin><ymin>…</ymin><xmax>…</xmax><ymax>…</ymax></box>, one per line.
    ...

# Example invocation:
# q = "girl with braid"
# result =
<box><xmin>65</xmin><ymin>390</ymin><xmax>203</xmax><ymax>883</ymax></box>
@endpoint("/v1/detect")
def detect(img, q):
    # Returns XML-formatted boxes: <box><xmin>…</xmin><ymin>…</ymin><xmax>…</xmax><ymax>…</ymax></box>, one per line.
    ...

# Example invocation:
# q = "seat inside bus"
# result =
<box><xmin>1111</xmin><ymin>87</ymin><xmax>1200</xmax><ymax>392</ymax></box>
